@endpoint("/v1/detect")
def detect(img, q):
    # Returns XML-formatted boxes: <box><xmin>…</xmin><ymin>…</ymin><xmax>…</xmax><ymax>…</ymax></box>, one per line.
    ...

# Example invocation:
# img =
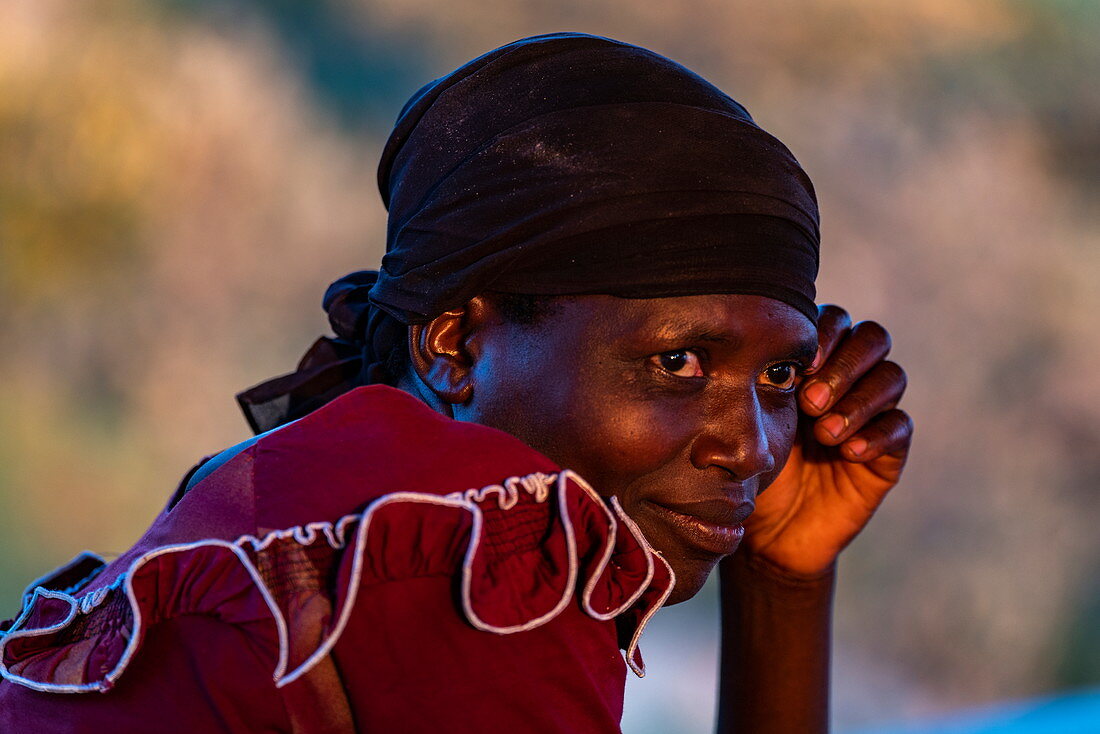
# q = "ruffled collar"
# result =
<box><xmin>1</xmin><ymin>386</ymin><xmax>675</xmax><ymax>693</ymax></box>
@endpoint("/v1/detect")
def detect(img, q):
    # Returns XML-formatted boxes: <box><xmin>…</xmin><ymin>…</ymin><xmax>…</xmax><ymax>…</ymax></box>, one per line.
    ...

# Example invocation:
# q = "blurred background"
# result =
<box><xmin>1</xmin><ymin>0</ymin><xmax>1098</xmax><ymax>730</ymax></box>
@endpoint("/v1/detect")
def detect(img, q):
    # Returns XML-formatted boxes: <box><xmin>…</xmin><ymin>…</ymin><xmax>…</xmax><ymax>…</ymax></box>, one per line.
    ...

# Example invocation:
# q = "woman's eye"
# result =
<box><xmin>761</xmin><ymin>363</ymin><xmax>798</xmax><ymax>390</ymax></box>
<box><xmin>652</xmin><ymin>350</ymin><xmax>704</xmax><ymax>378</ymax></box>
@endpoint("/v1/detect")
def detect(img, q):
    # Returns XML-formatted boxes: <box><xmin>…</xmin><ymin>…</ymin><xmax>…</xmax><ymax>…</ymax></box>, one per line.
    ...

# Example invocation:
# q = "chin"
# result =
<box><xmin>662</xmin><ymin>556</ymin><xmax>721</xmax><ymax>606</ymax></box>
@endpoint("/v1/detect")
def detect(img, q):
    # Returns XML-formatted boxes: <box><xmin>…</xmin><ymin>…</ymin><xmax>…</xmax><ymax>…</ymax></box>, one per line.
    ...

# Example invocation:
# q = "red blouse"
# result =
<box><xmin>0</xmin><ymin>385</ymin><xmax>673</xmax><ymax>732</ymax></box>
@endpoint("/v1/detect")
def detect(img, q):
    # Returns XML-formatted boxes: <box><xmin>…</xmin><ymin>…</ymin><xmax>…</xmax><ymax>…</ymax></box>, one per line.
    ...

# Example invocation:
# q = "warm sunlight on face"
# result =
<box><xmin>454</xmin><ymin>293</ymin><xmax>818</xmax><ymax>603</ymax></box>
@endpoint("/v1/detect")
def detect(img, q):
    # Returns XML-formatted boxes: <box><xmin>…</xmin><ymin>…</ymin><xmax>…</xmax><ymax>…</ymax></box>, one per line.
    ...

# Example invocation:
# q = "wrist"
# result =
<box><xmin>720</xmin><ymin>548</ymin><xmax>836</xmax><ymax>608</ymax></box>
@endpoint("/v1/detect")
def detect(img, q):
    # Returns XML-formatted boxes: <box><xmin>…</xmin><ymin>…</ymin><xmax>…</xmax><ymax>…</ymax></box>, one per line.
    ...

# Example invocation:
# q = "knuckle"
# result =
<box><xmin>839</xmin><ymin>394</ymin><xmax>875</xmax><ymax>420</ymax></box>
<box><xmin>827</xmin><ymin>349</ymin><xmax>864</xmax><ymax>381</ymax></box>
<box><xmin>853</xmin><ymin>320</ymin><xmax>891</xmax><ymax>351</ymax></box>
<box><xmin>878</xmin><ymin>360</ymin><xmax>908</xmax><ymax>389</ymax></box>
<box><xmin>882</xmin><ymin>409</ymin><xmax>913</xmax><ymax>438</ymax></box>
<box><xmin>818</xmin><ymin>304</ymin><xmax>852</xmax><ymax>329</ymax></box>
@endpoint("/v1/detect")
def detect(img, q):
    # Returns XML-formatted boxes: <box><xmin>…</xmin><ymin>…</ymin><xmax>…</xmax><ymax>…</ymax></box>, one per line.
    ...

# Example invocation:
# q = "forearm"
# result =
<box><xmin>715</xmin><ymin>550</ymin><xmax>836</xmax><ymax>734</ymax></box>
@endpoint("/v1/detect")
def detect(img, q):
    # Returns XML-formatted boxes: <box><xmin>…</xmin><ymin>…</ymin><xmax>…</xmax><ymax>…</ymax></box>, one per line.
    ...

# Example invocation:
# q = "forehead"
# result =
<box><xmin>546</xmin><ymin>293</ymin><xmax>817</xmax><ymax>353</ymax></box>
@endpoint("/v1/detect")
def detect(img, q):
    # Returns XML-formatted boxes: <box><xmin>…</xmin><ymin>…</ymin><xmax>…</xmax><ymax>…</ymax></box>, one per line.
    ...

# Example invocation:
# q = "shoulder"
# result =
<box><xmin>177</xmin><ymin>384</ymin><xmax>570</xmax><ymax>528</ymax></box>
<box><xmin>0</xmin><ymin>385</ymin><xmax>672</xmax><ymax>699</ymax></box>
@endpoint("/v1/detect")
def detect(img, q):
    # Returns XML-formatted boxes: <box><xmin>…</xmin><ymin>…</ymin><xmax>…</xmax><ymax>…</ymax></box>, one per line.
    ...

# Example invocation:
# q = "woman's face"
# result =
<box><xmin>454</xmin><ymin>293</ymin><xmax>818</xmax><ymax>604</ymax></box>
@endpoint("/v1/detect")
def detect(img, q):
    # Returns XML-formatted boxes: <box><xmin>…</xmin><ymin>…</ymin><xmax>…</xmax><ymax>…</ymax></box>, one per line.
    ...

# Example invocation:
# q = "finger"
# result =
<box><xmin>839</xmin><ymin>408</ymin><xmax>913</xmax><ymax>464</ymax></box>
<box><xmin>813</xmin><ymin>360</ymin><xmax>907</xmax><ymax>445</ymax></box>
<box><xmin>799</xmin><ymin>319</ymin><xmax>891</xmax><ymax>416</ymax></box>
<box><xmin>806</xmin><ymin>304</ymin><xmax>851</xmax><ymax>374</ymax></box>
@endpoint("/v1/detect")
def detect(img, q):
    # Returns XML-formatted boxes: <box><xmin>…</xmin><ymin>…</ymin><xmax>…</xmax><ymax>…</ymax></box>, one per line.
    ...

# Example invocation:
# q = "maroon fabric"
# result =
<box><xmin>0</xmin><ymin>386</ymin><xmax>672</xmax><ymax>732</ymax></box>
<box><xmin>334</xmin><ymin>578</ymin><xmax>627</xmax><ymax>732</ymax></box>
<box><xmin>0</xmin><ymin>616</ymin><xmax>291</xmax><ymax>734</ymax></box>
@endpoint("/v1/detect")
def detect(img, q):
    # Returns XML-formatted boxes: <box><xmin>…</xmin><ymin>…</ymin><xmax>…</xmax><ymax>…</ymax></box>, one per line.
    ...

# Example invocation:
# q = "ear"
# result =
<box><xmin>408</xmin><ymin>297</ymin><xmax>495</xmax><ymax>407</ymax></box>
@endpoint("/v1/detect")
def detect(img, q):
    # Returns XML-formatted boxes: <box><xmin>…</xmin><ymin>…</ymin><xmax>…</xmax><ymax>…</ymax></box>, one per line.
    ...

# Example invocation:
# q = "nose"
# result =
<box><xmin>689</xmin><ymin>389</ymin><xmax>776</xmax><ymax>483</ymax></box>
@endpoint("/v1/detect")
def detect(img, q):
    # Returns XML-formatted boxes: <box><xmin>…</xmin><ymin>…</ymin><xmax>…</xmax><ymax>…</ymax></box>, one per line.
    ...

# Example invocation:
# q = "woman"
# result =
<box><xmin>0</xmin><ymin>33</ymin><xmax>911</xmax><ymax>732</ymax></box>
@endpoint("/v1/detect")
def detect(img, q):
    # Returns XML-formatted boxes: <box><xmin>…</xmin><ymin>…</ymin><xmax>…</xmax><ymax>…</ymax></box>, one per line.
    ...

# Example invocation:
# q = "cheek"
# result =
<box><xmin>462</xmin><ymin>342</ymin><xmax>568</xmax><ymax>450</ymax></box>
<box><xmin>762</xmin><ymin>400</ymin><xmax>801</xmax><ymax>484</ymax></box>
<box><xmin>567</xmin><ymin>396</ymin><xmax>695</xmax><ymax>498</ymax></box>
<box><xmin>464</xmin><ymin>345</ymin><xmax>646</xmax><ymax>482</ymax></box>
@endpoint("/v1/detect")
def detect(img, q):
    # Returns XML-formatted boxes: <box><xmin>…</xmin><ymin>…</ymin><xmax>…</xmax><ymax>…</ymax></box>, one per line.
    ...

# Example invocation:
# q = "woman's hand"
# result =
<box><xmin>740</xmin><ymin>304</ymin><xmax>913</xmax><ymax>578</ymax></box>
<box><xmin>719</xmin><ymin>304</ymin><xmax>901</xmax><ymax>734</ymax></box>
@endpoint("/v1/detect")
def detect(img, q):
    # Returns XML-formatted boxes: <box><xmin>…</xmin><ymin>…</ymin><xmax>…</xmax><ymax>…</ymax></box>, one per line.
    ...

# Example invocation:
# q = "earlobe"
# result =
<box><xmin>408</xmin><ymin>309</ymin><xmax>475</xmax><ymax>406</ymax></box>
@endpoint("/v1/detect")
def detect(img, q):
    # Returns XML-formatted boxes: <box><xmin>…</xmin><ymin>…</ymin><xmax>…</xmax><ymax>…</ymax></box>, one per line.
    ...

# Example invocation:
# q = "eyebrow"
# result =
<box><xmin>788</xmin><ymin>340</ymin><xmax>819</xmax><ymax>366</ymax></box>
<box><xmin>673</xmin><ymin>325</ymin><xmax>739</xmax><ymax>346</ymax></box>
<box><xmin>658</xmin><ymin>323</ymin><xmax>818</xmax><ymax>365</ymax></box>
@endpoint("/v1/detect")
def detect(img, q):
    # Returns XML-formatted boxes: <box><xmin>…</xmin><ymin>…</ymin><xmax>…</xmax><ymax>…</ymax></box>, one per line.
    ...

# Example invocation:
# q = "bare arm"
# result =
<box><xmin>714</xmin><ymin>304</ymin><xmax>914</xmax><ymax>733</ymax></box>
<box><xmin>716</xmin><ymin>551</ymin><xmax>834</xmax><ymax>733</ymax></box>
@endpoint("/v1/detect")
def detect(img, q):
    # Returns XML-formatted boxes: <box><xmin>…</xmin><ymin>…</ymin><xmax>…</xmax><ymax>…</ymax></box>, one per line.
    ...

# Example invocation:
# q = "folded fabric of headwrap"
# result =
<box><xmin>237</xmin><ymin>32</ymin><xmax>821</xmax><ymax>434</ymax></box>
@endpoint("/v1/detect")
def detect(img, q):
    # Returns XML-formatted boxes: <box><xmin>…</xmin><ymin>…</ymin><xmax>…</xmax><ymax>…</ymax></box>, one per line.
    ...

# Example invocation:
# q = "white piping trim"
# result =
<box><xmin>613</xmin><ymin>500</ymin><xmax>676</xmax><ymax>678</ymax></box>
<box><xmin>447</xmin><ymin>472</ymin><xmax>557</xmax><ymax>510</ymax></box>
<box><xmin>578</xmin><ymin>488</ymin><xmax>654</xmax><ymax>622</ymax></box>
<box><xmin>277</xmin><ymin>492</ymin><xmax>471</xmax><ymax>687</ymax></box>
<box><xmin>16</xmin><ymin>551</ymin><xmax>106</xmax><ymax>611</ymax></box>
<box><xmin>0</xmin><ymin>589</ymin><xmax>86</xmax><ymax>693</ymax></box>
<box><xmin>1</xmin><ymin>470</ymin><xmax>672</xmax><ymax>692</ymax></box>
<box><xmin>243</xmin><ymin>515</ymin><xmax>358</xmax><ymax>554</ymax></box>
<box><xmin>118</xmin><ymin>541</ymin><xmax>290</xmax><ymax>688</ymax></box>
<box><xmin>0</xmin><ymin>542</ymin><xmax>289</xmax><ymax>694</ymax></box>
<box><xmin>458</xmin><ymin>471</ymin><xmax>576</xmax><ymax>634</ymax></box>
<box><xmin>77</xmin><ymin>576</ymin><xmax>122</xmax><ymax>615</ymax></box>
<box><xmin>623</xmin><ymin>552</ymin><xmax>675</xmax><ymax>678</ymax></box>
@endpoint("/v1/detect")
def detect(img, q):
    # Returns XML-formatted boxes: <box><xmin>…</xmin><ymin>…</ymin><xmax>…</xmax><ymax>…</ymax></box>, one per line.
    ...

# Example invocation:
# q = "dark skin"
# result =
<box><xmin>398</xmin><ymin>293</ymin><xmax>912</xmax><ymax>733</ymax></box>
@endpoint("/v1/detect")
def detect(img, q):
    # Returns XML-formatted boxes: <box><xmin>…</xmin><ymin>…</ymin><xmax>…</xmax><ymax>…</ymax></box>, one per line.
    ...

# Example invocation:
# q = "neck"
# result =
<box><xmin>394</xmin><ymin>371</ymin><xmax>455</xmax><ymax>419</ymax></box>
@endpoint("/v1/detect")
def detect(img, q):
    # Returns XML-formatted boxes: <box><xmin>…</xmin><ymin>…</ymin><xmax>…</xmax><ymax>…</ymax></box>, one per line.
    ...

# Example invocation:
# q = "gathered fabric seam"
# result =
<box><xmin>0</xmin><ymin>469</ymin><xmax>673</xmax><ymax>693</ymax></box>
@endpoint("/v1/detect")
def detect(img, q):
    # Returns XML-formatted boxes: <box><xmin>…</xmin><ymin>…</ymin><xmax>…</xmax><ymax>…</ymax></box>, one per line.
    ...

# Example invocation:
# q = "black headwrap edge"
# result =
<box><xmin>237</xmin><ymin>32</ymin><xmax>821</xmax><ymax>434</ymax></box>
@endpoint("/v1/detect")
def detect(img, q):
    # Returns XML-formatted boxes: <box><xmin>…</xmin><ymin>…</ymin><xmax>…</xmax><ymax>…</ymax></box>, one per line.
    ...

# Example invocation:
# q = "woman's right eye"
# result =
<box><xmin>651</xmin><ymin>350</ymin><xmax>704</xmax><ymax>378</ymax></box>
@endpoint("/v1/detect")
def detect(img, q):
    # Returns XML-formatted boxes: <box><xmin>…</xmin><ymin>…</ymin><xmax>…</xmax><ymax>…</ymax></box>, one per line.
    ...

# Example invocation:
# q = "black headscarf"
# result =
<box><xmin>237</xmin><ymin>32</ymin><xmax>820</xmax><ymax>434</ymax></box>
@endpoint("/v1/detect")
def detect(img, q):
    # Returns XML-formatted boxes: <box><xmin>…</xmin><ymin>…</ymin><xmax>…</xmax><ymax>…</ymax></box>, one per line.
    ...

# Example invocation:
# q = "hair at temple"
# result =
<box><xmin>494</xmin><ymin>292</ymin><xmax>566</xmax><ymax>326</ymax></box>
<box><xmin>382</xmin><ymin>292</ymin><xmax>565</xmax><ymax>383</ymax></box>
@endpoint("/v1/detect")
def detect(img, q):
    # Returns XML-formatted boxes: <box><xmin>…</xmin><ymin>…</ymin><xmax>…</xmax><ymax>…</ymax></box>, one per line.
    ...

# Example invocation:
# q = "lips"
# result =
<box><xmin>645</xmin><ymin>498</ymin><xmax>753</xmax><ymax>556</ymax></box>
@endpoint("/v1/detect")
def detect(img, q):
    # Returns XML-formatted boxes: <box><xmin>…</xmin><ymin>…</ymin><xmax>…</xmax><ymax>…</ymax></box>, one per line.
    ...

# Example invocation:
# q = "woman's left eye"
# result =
<box><xmin>760</xmin><ymin>363</ymin><xmax>799</xmax><ymax>390</ymax></box>
<box><xmin>652</xmin><ymin>350</ymin><xmax>704</xmax><ymax>378</ymax></box>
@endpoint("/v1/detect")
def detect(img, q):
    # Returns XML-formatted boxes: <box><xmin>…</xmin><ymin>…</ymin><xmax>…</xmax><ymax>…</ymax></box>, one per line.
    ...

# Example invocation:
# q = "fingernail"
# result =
<box><xmin>804</xmin><ymin>382</ymin><xmax>831</xmax><ymax>411</ymax></box>
<box><xmin>809</xmin><ymin>347</ymin><xmax>823</xmax><ymax>372</ymax></box>
<box><xmin>846</xmin><ymin>438</ymin><xmax>868</xmax><ymax>456</ymax></box>
<box><xmin>819</xmin><ymin>413</ymin><xmax>847</xmax><ymax>439</ymax></box>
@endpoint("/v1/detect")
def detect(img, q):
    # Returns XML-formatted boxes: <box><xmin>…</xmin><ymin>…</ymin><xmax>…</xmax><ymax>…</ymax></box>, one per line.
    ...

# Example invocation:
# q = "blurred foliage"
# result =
<box><xmin>156</xmin><ymin>0</ymin><xmax>438</xmax><ymax>129</ymax></box>
<box><xmin>0</xmin><ymin>0</ymin><xmax>1097</xmax><ymax>729</ymax></box>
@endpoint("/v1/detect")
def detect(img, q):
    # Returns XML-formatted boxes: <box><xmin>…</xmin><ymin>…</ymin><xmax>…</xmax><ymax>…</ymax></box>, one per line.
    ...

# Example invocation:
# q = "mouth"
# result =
<box><xmin>644</xmin><ymin>498</ymin><xmax>752</xmax><ymax>557</ymax></box>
